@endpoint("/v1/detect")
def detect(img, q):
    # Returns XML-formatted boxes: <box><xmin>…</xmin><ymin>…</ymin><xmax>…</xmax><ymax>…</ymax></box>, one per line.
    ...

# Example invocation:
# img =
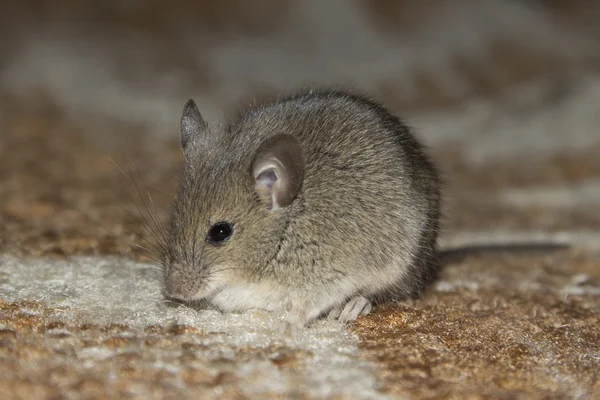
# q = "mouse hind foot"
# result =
<box><xmin>328</xmin><ymin>296</ymin><xmax>372</xmax><ymax>322</ymax></box>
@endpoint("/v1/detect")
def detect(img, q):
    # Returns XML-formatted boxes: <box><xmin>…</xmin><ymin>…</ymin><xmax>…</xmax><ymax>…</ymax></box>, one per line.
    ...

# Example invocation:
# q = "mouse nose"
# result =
<box><xmin>164</xmin><ymin>266</ymin><xmax>201</xmax><ymax>301</ymax></box>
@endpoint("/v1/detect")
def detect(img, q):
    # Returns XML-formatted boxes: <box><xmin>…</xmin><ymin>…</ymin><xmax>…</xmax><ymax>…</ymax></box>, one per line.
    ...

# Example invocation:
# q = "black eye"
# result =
<box><xmin>206</xmin><ymin>222</ymin><xmax>234</xmax><ymax>245</ymax></box>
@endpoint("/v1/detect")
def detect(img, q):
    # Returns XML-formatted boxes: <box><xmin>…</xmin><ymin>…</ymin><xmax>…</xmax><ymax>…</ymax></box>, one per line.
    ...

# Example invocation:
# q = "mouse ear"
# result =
<box><xmin>180</xmin><ymin>99</ymin><xmax>208</xmax><ymax>154</ymax></box>
<box><xmin>251</xmin><ymin>134</ymin><xmax>305</xmax><ymax>211</ymax></box>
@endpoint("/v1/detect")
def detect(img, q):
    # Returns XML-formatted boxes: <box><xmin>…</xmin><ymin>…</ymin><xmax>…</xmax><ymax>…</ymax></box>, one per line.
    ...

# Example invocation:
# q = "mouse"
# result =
<box><xmin>161</xmin><ymin>89</ymin><xmax>441</xmax><ymax>334</ymax></box>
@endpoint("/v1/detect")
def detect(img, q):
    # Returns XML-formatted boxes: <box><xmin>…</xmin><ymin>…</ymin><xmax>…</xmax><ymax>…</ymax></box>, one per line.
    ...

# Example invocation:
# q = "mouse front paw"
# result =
<box><xmin>273</xmin><ymin>319</ymin><xmax>303</xmax><ymax>338</ymax></box>
<box><xmin>330</xmin><ymin>296</ymin><xmax>372</xmax><ymax>322</ymax></box>
<box><xmin>272</xmin><ymin>306</ymin><xmax>310</xmax><ymax>338</ymax></box>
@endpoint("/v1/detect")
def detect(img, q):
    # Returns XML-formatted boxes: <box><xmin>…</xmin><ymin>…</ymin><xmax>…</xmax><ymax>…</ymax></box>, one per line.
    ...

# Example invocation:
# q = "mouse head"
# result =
<box><xmin>162</xmin><ymin>99</ymin><xmax>305</xmax><ymax>302</ymax></box>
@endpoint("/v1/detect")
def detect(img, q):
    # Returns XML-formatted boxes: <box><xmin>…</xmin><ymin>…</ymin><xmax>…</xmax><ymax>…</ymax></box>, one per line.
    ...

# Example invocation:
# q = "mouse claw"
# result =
<box><xmin>337</xmin><ymin>296</ymin><xmax>372</xmax><ymax>322</ymax></box>
<box><xmin>327</xmin><ymin>305</ymin><xmax>342</xmax><ymax>320</ymax></box>
<box><xmin>273</xmin><ymin>306</ymin><xmax>310</xmax><ymax>339</ymax></box>
<box><xmin>273</xmin><ymin>319</ymin><xmax>301</xmax><ymax>339</ymax></box>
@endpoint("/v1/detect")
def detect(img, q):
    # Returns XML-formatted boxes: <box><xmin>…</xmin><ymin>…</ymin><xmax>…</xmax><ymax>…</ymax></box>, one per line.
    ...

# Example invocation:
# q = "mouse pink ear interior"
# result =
<box><xmin>180</xmin><ymin>99</ymin><xmax>208</xmax><ymax>155</ymax></box>
<box><xmin>251</xmin><ymin>134</ymin><xmax>305</xmax><ymax>211</ymax></box>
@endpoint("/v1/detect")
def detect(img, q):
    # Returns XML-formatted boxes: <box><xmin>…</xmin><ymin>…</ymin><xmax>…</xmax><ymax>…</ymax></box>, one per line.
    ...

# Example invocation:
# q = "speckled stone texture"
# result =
<box><xmin>1</xmin><ymin>1</ymin><xmax>600</xmax><ymax>399</ymax></box>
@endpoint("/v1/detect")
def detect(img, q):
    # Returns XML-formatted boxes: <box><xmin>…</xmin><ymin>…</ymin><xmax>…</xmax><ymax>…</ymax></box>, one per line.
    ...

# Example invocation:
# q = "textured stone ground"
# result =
<box><xmin>1</xmin><ymin>1</ymin><xmax>600</xmax><ymax>399</ymax></box>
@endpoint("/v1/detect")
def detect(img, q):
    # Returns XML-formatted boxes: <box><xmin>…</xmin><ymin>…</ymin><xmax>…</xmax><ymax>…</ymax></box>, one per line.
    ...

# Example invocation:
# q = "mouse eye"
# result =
<box><xmin>206</xmin><ymin>222</ymin><xmax>234</xmax><ymax>245</ymax></box>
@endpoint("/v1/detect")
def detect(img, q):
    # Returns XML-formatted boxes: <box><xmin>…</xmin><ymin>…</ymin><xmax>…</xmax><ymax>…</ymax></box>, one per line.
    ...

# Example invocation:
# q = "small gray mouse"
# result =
<box><xmin>162</xmin><ymin>89</ymin><xmax>440</xmax><ymax>333</ymax></box>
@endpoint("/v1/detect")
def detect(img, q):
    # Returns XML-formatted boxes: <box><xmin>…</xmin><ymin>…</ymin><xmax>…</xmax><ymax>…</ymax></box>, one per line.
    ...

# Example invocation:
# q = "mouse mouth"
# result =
<box><xmin>164</xmin><ymin>282</ymin><xmax>222</xmax><ymax>303</ymax></box>
<box><xmin>190</xmin><ymin>279</ymin><xmax>226</xmax><ymax>302</ymax></box>
<box><xmin>163</xmin><ymin>262</ymin><xmax>232</xmax><ymax>302</ymax></box>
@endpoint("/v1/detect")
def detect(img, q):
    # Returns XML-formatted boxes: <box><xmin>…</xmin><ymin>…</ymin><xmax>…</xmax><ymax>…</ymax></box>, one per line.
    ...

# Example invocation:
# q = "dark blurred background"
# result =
<box><xmin>1</xmin><ymin>0</ymin><xmax>600</xmax><ymax>257</ymax></box>
<box><xmin>1</xmin><ymin>0</ymin><xmax>599</xmax><ymax>133</ymax></box>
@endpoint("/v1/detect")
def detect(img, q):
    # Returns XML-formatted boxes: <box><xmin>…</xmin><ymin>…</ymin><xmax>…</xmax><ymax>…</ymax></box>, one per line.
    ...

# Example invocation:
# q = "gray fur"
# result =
<box><xmin>163</xmin><ymin>89</ymin><xmax>441</xmax><ymax>330</ymax></box>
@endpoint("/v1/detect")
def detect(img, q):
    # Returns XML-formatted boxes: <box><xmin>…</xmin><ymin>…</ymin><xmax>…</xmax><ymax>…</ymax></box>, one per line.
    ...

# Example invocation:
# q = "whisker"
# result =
<box><xmin>146</xmin><ymin>190</ymin><xmax>169</xmax><ymax>242</ymax></box>
<box><xmin>101</xmin><ymin>190</ymin><xmax>159</xmax><ymax>243</ymax></box>
<box><xmin>108</xmin><ymin>156</ymin><xmax>171</xmax><ymax>200</ymax></box>
<box><xmin>204</xmin><ymin>265</ymin><xmax>245</xmax><ymax>276</ymax></box>
<box><xmin>123</xmin><ymin>154</ymin><xmax>168</xmax><ymax>249</ymax></box>
<box><xmin>127</xmin><ymin>145</ymin><xmax>171</xmax><ymax>246</ymax></box>
<box><xmin>108</xmin><ymin>141</ymin><xmax>171</xmax><ymax>254</ymax></box>
<box><xmin>108</xmin><ymin>156</ymin><xmax>130</xmax><ymax>181</ymax></box>
<box><xmin>127</xmin><ymin>242</ymin><xmax>163</xmax><ymax>263</ymax></box>
<box><xmin>67</xmin><ymin>193</ymin><xmax>161</xmax><ymax>256</ymax></box>
<box><xmin>160</xmin><ymin>299</ymin><xmax>182</xmax><ymax>306</ymax></box>
<box><xmin>108</xmin><ymin>156</ymin><xmax>170</xmax><ymax>250</ymax></box>
<box><xmin>100</xmin><ymin>190</ymin><xmax>168</xmax><ymax>255</ymax></box>
<box><xmin>192</xmin><ymin>216</ymin><xmax>201</xmax><ymax>268</ymax></box>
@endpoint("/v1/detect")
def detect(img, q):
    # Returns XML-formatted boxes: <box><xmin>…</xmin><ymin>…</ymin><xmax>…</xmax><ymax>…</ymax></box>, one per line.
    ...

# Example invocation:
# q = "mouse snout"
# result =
<box><xmin>163</xmin><ymin>264</ymin><xmax>203</xmax><ymax>301</ymax></box>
